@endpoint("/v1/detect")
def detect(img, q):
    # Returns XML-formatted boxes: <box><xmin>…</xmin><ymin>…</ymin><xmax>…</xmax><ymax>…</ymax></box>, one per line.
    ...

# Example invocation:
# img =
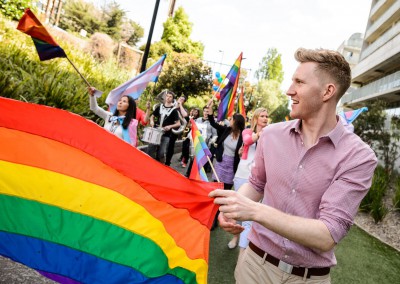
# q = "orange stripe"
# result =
<box><xmin>0</xmin><ymin>127</ymin><xmax>209</xmax><ymax>261</ymax></box>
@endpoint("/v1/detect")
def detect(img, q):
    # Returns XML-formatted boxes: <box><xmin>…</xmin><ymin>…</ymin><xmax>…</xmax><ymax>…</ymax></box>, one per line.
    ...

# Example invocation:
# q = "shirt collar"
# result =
<box><xmin>289</xmin><ymin>116</ymin><xmax>345</xmax><ymax>148</ymax></box>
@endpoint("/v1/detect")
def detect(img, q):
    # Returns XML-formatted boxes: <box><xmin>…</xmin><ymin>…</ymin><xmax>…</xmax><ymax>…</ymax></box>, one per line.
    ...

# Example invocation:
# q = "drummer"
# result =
<box><xmin>148</xmin><ymin>90</ymin><xmax>181</xmax><ymax>164</ymax></box>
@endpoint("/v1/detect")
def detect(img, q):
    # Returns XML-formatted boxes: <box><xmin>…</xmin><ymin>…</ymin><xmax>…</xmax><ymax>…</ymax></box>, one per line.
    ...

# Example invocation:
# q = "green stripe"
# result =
<box><xmin>0</xmin><ymin>194</ymin><xmax>196</xmax><ymax>283</ymax></box>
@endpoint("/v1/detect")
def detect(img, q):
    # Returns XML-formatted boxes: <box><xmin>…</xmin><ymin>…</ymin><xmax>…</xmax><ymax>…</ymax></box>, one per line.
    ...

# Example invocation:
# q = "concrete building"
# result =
<box><xmin>341</xmin><ymin>0</ymin><xmax>400</xmax><ymax>114</ymax></box>
<box><xmin>337</xmin><ymin>32</ymin><xmax>364</xmax><ymax>70</ymax></box>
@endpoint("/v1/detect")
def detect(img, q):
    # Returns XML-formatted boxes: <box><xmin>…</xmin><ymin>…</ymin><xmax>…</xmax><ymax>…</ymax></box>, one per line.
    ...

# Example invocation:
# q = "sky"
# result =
<box><xmin>94</xmin><ymin>0</ymin><xmax>372</xmax><ymax>91</ymax></box>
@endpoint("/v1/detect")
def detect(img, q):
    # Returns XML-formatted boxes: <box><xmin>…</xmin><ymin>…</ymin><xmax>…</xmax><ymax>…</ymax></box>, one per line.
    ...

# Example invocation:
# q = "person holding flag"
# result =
<box><xmin>207</xmin><ymin>100</ymin><xmax>245</xmax><ymax>189</ymax></box>
<box><xmin>88</xmin><ymin>87</ymin><xmax>140</xmax><ymax>147</ymax></box>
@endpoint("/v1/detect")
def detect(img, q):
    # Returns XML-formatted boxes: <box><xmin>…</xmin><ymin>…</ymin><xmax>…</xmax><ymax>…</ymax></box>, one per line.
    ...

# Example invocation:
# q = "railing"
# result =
<box><xmin>342</xmin><ymin>70</ymin><xmax>400</xmax><ymax>104</ymax></box>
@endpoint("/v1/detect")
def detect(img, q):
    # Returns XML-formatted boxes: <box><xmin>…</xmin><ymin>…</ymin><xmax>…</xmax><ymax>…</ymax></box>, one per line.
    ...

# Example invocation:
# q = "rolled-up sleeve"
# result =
<box><xmin>319</xmin><ymin>149</ymin><xmax>377</xmax><ymax>243</ymax></box>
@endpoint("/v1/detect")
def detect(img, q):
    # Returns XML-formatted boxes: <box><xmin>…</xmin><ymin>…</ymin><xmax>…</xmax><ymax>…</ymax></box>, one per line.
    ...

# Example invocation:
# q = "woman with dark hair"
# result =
<box><xmin>88</xmin><ymin>87</ymin><xmax>139</xmax><ymax>147</ymax></box>
<box><xmin>207</xmin><ymin>100</ymin><xmax>245</xmax><ymax>189</ymax></box>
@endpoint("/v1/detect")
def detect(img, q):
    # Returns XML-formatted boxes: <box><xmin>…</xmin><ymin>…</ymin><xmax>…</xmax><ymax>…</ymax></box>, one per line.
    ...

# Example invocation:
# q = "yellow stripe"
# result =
<box><xmin>0</xmin><ymin>160</ymin><xmax>207</xmax><ymax>283</ymax></box>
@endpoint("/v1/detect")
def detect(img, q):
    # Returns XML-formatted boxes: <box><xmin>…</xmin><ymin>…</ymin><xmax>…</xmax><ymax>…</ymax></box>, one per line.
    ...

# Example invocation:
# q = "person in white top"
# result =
<box><xmin>228</xmin><ymin>108</ymin><xmax>269</xmax><ymax>252</ymax></box>
<box><xmin>88</xmin><ymin>87</ymin><xmax>139</xmax><ymax>147</ymax></box>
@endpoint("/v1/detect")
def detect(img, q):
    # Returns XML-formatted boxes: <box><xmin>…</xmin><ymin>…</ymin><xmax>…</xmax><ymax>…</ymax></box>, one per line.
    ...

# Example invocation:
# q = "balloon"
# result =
<box><xmin>215</xmin><ymin>93</ymin><xmax>220</xmax><ymax>100</ymax></box>
<box><xmin>213</xmin><ymin>85</ymin><xmax>218</xmax><ymax>91</ymax></box>
<box><xmin>213</xmin><ymin>78</ymin><xmax>219</xmax><ymax>85</ymax></box>
<box><xmin>215</xmin><ymin>71</ymin><xmax>221</xmax><ymax>78</ymax></box>
<box><xmin>218</xmin><ymin>77</ymin><xmax>223</xmax><ymax>83</ymax></box>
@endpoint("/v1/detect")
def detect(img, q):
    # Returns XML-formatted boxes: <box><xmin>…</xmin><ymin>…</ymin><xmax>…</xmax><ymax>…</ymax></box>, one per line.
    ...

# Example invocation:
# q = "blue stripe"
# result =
<box><xmin>0</xmin><ymin>231</ymin><xmax>184</xmax><ymax>284</ymax></box>
<box><xmin>32</xmin><ymin>38</ymin><xmax>66</xmax><ymax>61</ymax></box>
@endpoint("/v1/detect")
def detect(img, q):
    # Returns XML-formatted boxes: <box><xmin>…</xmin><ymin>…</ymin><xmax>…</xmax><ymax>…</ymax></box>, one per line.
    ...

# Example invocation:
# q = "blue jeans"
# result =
<box><xmin>148</xmin><ymin>135</ymin><xmax>170</xmax><ymax>164</ymax></box>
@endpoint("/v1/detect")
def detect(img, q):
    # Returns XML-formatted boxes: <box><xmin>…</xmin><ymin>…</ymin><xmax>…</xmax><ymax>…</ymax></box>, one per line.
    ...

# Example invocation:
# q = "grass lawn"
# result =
<box><xmin>208</xmin><ymin>225</ymin><xmax>400</xmax><ymax>283</ymax></box>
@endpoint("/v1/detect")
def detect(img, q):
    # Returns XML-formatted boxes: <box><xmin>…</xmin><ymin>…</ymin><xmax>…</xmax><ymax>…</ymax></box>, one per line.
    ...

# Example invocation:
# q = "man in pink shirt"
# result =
<box><xmin>209</xmin><ymin>48</ymin><xmax>377</xmax><ymax>283</ymax></box>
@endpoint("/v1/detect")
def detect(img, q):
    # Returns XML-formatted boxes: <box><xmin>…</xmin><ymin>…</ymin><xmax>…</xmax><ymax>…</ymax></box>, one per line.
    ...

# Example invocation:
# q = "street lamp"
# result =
<box><xmin>140</xmin><ymin>0</ymin><xmax>161</xmax><ymax>72</ymax></box>
<box><xmin>218</xmin><ymin>50</ymin><xmax>224</xmax><ymax>71</ymax></box>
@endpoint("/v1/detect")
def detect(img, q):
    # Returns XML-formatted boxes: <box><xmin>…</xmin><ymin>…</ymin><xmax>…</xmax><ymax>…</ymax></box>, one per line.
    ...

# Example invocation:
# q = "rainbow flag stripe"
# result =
<box><xmin>17</xmin><ymin>8</ymin><xmax>66</xmax><ymax>61</ymax></box>
<box><xmin>217</xmin><ymin>52</ymin><xmax>242</xmax><ymax>121</ymax></box>
<box><xmin>238</xmin><ymin>86</ymin><xmax>246</xmax><ymax>120</ymax></box>
<box><xmin>0</xmin><ymin>97</ymin><xmax>219</xmax><ymax>283</ymax></box>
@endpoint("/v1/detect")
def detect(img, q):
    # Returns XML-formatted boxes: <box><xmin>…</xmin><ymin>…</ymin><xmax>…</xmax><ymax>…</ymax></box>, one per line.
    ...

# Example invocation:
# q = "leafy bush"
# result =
<box><xmin>0</xmin><ymin>0</ymin><xmax>31</xmax><ymax>21</ymax></box>
<box><xmin>0</xmin><ymin>16</ymin><xmax>130</xmax><ymax>124</ymax></box>
<box><xmin>360</xmin><ymin>165</ymin><xmax>389</xmax><ymax>223</ymax></box>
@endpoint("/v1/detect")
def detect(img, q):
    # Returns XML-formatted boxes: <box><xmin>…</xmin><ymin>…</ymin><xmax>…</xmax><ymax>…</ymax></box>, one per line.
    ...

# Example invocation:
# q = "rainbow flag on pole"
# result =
<box><xmin>0</xmin><ymin>97</ymin><xmax>219</xmax><ymax>284</ymax></box>
<box><xmin>17</xmin><ymin>8</ymin><xmax>66</xmax><ymax>61</ymax></box>
<box><xmin>238</xmin><ymin>85</ymin><xmax>246</xmax><ymax>120</ymax></box>
<box><xmin>106</xmin><ymin>54</ymin><xmax>167</xmax><ymax>111</ymax></box>
<box><xmin>189</xmin><ymin>119</ymin><xmax>212</xmax><ymax>182</ymax></box>
<box><xmin>217</xmin><ymin>52</ymin><xmax>242</xmax><ymax>121</ymax></box>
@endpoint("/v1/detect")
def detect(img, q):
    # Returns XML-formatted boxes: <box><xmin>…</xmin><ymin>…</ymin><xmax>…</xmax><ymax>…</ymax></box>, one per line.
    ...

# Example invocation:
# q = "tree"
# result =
<box><xmin>60</xmin><ymin>0</ymin><xmax>143</xmax><ymax>46</ymax></box>
<box><xmin>59</xmin><ymin>0</ymin><xmax>104</xmax><ymax>35</ymax></box>
<box><xmin>354</xmin><ymin>100</ymin><xmax>400</xmax><ymax>177</ymax></box>
<box><xmin>153</xmin><ymin>52</ymin><xmax>212</xmax><ymax>98</ymax></box>
<box><xmin>121</xmin><ymin>20</ymin><xmax>144</xmax><ymax>46</ymax></box>
<box><xmin>253</xmin><ymin>79</ymin><xmax>287</xmax><ymax>114</ymax></box>
<box><xmin>102</xmin><ymin>1</ymin><xmax>125</xmax><ymax>41</ymax></box>
<box><xmin>255</xmin><ymin>48</ymin><xmax>284</xmax><ymax>83</ymax></box>
<box><xmin>161</xmin><ymin>7</ymin><xmax>204</xmax><ymax>57</ymax></box>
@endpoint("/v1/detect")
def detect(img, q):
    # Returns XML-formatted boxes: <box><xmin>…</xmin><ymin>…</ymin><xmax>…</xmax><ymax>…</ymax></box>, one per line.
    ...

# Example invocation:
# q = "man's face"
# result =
<box><xmin>165</xmin><ymin>93</ymin><xmax>174</xmax><ymax>103</ymax></box>
<box><xmin>286</xmin><ymin>62</ymin><xmax>325</xmax><ymax>120</ymax></box>
<box><xmin>178</xmin><ymin>96</ymin><xmax>186</xmax><ymax>104</ymax></box>
<box><xmin>203</xmin><ymin>108</ymin><xmax>209</xmax><ymax>118</ymax></box>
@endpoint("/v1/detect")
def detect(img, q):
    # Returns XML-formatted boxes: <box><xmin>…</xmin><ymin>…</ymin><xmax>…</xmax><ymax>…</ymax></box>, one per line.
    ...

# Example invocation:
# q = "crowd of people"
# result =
<box><xmin>87</xmin><ymin>47</ymin><xmax>377</xmax><ymax>284</ymax></box>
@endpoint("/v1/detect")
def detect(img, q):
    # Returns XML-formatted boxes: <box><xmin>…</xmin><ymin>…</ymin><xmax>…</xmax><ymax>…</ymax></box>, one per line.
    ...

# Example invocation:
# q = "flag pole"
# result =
<box><xmin>66</xmin><ymin>57</ymin><xmax>91</xmax><ymax>88</ymax></box>
<box><xmin>206</xmin><ymin>156</ymin><xmax>220</xmax><ymax>183</ymax></box>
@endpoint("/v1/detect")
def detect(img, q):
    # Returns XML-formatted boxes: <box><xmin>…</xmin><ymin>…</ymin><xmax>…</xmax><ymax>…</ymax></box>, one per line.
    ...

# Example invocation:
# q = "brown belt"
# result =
<box><xmin>249</xmin><ymin>242</ymin><xmax>330</xmax><ymax>279</ymax></box>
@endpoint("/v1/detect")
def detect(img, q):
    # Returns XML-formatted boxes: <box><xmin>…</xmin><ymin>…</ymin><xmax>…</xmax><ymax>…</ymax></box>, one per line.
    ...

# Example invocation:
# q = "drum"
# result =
<box><xmin>142</xmin><ymin>127</ymin><xmax>163</xmax><ymax>145</ymax></box>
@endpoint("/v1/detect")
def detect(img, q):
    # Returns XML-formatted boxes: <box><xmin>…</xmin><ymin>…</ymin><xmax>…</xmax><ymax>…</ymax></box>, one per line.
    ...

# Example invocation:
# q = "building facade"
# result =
<box><xmin>341</xmin><ymin>0</ymin><xmax>400</xmax><ymax>113</ymax></box>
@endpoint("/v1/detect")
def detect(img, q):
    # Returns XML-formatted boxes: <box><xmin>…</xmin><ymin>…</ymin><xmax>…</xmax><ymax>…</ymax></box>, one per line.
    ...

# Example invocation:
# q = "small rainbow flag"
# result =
<box><xmin>189</xmin><ymin>119</ymin><xmax>212</xmax><ymax>182</ymax></box>
<box><xmin>0</xmin><ymin>97</ymin><xmax>219</xmax><ymax>283</ymax></box>
<box><xmin>217</xmin><ymin>52</ymin><xmax>242</xmax><ymax>121</ymax></box>
<box><xmin>338</xmin><ymin>107</ymin><xmax>368</xmax><ymax>124</ymax></box>
<box><xmin>238</xmin><ymin>85</ymin><xmax>246</xmax><ymax>120</ymax></box>
<box><xmin>17</xmin><ymin>8</ymin><xmax>66</xmax><ymax>61</ymax></box>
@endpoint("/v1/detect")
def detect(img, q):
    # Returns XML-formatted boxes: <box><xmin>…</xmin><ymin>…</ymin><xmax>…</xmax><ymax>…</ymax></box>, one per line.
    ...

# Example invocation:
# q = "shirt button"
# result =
<box><xmin>292</xmin><ymin>189</ymin><xmax>296</xmax><ymax>193</ymax></box>
<box><xmin>299</xmin><ymin>165</ymin><xmax>303</xmax><ymax>169</ymax></box>
<box><xmin>284</xmin><ymin>255</ymin><xmax>288</xmax><ymax>259</ymax></box>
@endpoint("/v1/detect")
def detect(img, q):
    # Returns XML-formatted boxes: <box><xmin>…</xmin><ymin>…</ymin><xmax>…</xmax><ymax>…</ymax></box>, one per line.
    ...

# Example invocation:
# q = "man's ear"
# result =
<box><xmin>322</xmin><ymin>84</ymin><xmax>336</xmax><ymax>102</ymax></box>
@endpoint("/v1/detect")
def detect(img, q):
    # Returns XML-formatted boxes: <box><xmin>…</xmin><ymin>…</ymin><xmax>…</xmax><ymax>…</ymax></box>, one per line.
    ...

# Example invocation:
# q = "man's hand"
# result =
<box><xmin>218</xmin><ymin>212</ymin><xmax>244</xmax><ymax>234</ymax></box>
<box><xmin>88</xmin><ymin>87</ymin><xmax>96</xmax><ymax>96</ymax></box>
<box><xmin>209</xmin><ymin>189</ymin><xmax>259</xmax><ymax>222</ymax></box>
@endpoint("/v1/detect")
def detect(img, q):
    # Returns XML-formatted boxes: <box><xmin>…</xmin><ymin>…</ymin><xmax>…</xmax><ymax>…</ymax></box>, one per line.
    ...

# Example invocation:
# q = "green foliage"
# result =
<box><xmin>0</xmin><ymin>0</ymin><xmax>31</xmax><ymax>20</ymax></box>
<box><xmin>255</xmin><ymin>48</ymin><xmax>284</xmax><ymax>83</ymax></box>
<box><xmin>154</xmin><ymin>52</ymin><xmax>212</xmax><ymax>99</ymax></box>
<box><xmin>0</xmin><ymin>16</ymin><xmax>130</xmax><ymax>124</ymax></box>
<box><xmin>269</xmin><ymin>104</ymin><xmax>290</xmax><ymax>123</ymax></box>
<box><xmin>393</xmin><ymin>175</ymin><xmax>400</xmax><ymax>210</ymax></box>
<box><xmin>360</xmin><ymin>166</ymin><xmax>389</xmax><ymax>223</ymax></box>
<box><xmin>160</xmin><ymin>7</ymin><xmax>204</xmax><ymax>58</ymax></box>
<box><xmin>354</xmin><ymin>100</ymin><xmax>400</xmax><ymax>176</ymax></box>
<box><xmin>59</xmin><ymin>0</ymin><xmax>105</xmax><ymax>35</ymax></box>
<box><xmin>253</xmin><ymin>79</ymin><xmax>286</xmax><ymax>113</ymax></box>
<box><xmin>60</xmin><ymin>0</ymin><xmax>143</xmax><ymax>46</ymax></box>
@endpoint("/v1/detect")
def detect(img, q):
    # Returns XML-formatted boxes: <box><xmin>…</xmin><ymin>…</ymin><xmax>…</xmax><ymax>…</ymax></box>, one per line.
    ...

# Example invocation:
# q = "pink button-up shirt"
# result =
<box><xmin>248</xmin><ymin>118</ymin><xmax>377</xmax><ymax>268</ymax></box>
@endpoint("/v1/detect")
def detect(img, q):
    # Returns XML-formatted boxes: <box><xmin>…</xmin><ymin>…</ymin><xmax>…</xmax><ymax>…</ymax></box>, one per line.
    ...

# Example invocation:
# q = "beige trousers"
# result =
<box><xmin>235</xmin><ymin>247</ymin><xmax>331</xmax><ymax>284</ymax></box>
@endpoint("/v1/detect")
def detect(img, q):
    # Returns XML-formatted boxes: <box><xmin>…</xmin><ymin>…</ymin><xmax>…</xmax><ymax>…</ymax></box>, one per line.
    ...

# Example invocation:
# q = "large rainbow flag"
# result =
<box><xmin>17</xmin><ymin>8</ymin><xmax>66</xmax><ymax>61</ymax></box>
<box><xmin>0</xmin><ymin>97</ymin><xmax>220</xmax><ymax>283</ymax></box>
<box><xmin>217</xmin><ymin>52</ymin><xmax>242</xmax><ymax>121</ymax></box>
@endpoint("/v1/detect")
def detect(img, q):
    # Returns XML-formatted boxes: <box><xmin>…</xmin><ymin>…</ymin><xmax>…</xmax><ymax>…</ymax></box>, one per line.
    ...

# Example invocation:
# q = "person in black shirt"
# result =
<box><xmin>148</xmin><ymin>90</ymin><xmax>180</xmax><ymax>164</ymax></box>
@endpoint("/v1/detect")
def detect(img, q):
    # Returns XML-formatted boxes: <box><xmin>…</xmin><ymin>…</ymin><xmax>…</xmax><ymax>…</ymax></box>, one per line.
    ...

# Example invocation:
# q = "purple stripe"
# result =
<box><xmin>38</xmin><ymin>271</ymin><xmax>80</xmax><ymax>284</ymax></box>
